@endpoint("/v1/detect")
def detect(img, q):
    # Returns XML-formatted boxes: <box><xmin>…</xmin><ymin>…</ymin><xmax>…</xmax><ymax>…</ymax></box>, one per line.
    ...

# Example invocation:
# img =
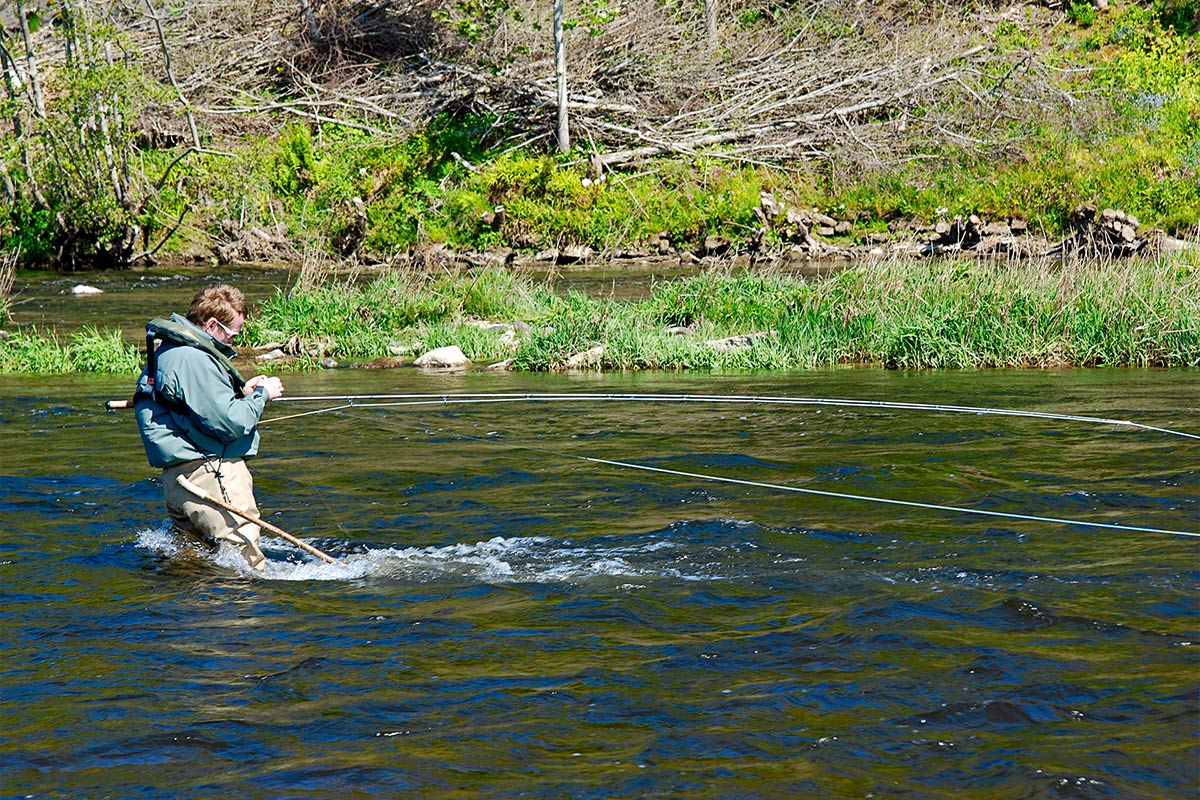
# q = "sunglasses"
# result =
<box><xmin>209</xmin><ymin>317</ymin><xmax>241</xmax><ymax>338</ymax></box>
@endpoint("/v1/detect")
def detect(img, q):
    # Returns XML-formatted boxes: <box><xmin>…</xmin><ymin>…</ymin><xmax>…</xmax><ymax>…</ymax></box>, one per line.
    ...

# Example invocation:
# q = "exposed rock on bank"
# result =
<box><xmin>1054</xmin><ymin>204</ymin><xmax>1146</xmax><ymax>257</ymax></box>
<box><xmin>753</xmin><ymin>193</ymin><xmax>1186</xmax><ymax>263</ymax></box>
<box><xmin>413</xmin><ymin>345</ymin><xmax>470</xmax><ymax>369</ymax></box>
<box><xmin>196</xmin><ymin>175</ymin><xmax>1198</xmax><ymax>274</ymax></box>
<box><xmin>342</xmin><ymin>193</ymin><xmax>1190</xmax><ymax>274</ymax></box>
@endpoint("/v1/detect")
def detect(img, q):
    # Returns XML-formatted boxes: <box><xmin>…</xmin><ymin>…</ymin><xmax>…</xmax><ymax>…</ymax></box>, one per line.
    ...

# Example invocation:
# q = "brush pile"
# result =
<box><xmin>12</xmin><ymin>0</ymin><xmax>1076</xmax><ymax>178</ymax></box>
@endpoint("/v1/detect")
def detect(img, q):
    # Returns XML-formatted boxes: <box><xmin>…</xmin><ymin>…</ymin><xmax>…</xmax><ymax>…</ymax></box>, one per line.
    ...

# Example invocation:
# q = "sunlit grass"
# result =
<box><xmin>0</xmin><ymin>326</ymin><xmax>141</xmax><ymax>374</ymax></box>
<box><xmin>250</xmin><ymin>256</ymin><xmax>1200</xmax><ymax>371</ymax></box>
<box><xmin>4</xmin><ymin>255</ymin><xmax>1196</xmax><ymax>374</ymax></box>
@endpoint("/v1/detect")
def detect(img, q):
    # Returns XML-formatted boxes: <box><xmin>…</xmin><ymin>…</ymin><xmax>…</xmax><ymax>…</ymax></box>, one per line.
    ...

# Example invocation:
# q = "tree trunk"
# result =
<box><xmin>0</xmin><ymin>20</ymin><xmax>45</xmax><ymax>206</ymax></box>
<box><xmin>14</xmin><ymin>0</ymin><xmax>45</xmax><ymax>117</ymax></box>
<box><xmin>554</xmin><ymin>0</ymin><xmax>569</xmax><ymax>153</ymax></box>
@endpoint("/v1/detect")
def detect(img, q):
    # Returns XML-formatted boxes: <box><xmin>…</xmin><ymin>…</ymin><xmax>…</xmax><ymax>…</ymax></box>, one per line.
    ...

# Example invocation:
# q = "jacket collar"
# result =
<box><xmin>169</xmin><ymin>312</ymin><xmax>238</xmax><ymax>358</ymax></box>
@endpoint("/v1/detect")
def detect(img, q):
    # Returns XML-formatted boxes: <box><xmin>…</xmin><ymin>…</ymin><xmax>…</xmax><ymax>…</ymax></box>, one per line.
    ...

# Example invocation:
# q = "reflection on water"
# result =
<box><xmin>1</xmin><ymin>367</ymin><xmax>1197</xmax><ymax>799</ymax></box>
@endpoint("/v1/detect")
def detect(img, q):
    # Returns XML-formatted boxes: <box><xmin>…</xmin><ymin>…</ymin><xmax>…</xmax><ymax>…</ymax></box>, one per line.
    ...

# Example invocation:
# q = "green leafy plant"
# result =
<box><xmin>1068</xmin><ymin>1</ymin><xmax>1097</xmax><ymax>27</ymax></box>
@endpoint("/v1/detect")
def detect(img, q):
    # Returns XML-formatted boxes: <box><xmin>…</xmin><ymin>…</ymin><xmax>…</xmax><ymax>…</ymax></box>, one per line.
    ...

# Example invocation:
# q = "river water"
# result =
<box><xmin>2</xmin><ymin>271</ymin><xmax>1198</xmax><ymax>799</ymax></box>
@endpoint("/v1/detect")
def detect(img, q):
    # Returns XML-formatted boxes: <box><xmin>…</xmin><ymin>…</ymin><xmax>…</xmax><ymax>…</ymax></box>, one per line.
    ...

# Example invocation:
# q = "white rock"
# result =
<box><xmin>413</xmin><ymin>345</ymin><xmax>470</xmax><ymax>368</ymax></box>
<box><xmin>565</xmin><ymin>345</ymin><xmax>604</xmax><ymax>369</ymax></box>
<box><xmin>71</xmin><ymin>285</ymin><xmax>103</xmax><ymax>295</ymax></box>
<box><xmin>707</xmin><ymin>332</ymin><xmax>768</xmax><ymax>352</ymax></box>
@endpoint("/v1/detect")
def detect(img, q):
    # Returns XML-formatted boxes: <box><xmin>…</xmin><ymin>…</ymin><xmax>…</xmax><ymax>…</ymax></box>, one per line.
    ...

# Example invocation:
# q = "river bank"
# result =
<box><xmin>3</xmin><ymin>255</ymin><xmax>1197</xmax><ymax>374</ymax></box>
<box><xmin>0</xmin><ymin>2</ymin><xmax>1196</xmax><ymax>270</ymax></box>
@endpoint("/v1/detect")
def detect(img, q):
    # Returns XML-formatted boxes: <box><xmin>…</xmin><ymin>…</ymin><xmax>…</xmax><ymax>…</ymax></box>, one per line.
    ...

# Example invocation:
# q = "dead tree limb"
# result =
<box><xmin>14</xmin><ymin>0</ymin><xmax>45</xmax><ymax>117</ymax></box>
<box><xmin>142</xmin><ymin>0</ymin><xmax>202</xmax><ymax>151</ymax></box>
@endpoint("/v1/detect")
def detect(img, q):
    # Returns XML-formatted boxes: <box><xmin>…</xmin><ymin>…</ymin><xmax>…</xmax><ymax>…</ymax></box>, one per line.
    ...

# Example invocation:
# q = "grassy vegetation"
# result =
<box><xmin>5</xmin><ymin>252</ymin><xmax>1196</xmax><ymax>375</ymax></box>
<box><xmin>251</xmin><ymin>253</ymin><xmax>1200</xmax><ymax>371</ymax></box>
<box><xmin>0</xmin><ymin>327</ymin><xmax>141</xmax><ymax>374</ymax></box>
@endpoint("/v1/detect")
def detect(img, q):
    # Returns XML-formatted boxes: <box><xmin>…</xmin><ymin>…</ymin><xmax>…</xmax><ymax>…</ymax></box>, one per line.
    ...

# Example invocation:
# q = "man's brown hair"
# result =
<box><xmin>186</xmin><ymin>284</ymin><xmax>247</xmax><ymax>327</ymax></box>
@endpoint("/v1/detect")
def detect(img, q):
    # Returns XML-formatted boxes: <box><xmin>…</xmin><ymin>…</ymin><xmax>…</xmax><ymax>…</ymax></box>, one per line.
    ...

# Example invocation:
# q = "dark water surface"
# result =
<box><xmin>8</xmin><ymin>266</ymin><xmax>294</xmax><ymax>340</ymax></box>
<box><xmin>2</xmin><ymin>364</ymin><xmax>1198</xmax><ymax>798</ymax></box>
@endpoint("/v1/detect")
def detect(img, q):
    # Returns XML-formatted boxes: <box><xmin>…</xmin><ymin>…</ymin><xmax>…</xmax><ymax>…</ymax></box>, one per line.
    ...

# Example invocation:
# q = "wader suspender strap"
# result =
<box><xmin>145</xmin><ymin>328</ymin><xmax>159</xmax><ymax>397</ymax></box>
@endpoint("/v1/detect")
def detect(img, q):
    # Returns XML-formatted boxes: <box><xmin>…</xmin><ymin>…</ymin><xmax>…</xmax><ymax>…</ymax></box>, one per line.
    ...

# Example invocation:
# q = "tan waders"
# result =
<box><xmin>162</xmin><ymin>457</ymin><xmax>267</xmax><ymax>570</ymax></box>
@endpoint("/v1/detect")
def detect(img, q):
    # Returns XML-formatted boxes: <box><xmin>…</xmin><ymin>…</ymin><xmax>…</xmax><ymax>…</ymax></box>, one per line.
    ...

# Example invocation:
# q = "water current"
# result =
<box><xmin>1</xmin><ymin>269</ymin><xmax>1197</xmax><ymax>799</ymax></box>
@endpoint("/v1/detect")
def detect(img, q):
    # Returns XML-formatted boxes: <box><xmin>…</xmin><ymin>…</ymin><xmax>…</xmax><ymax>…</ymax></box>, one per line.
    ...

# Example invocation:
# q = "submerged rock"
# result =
<box><xmin>362</xmin><ymin>356</ymin><xmax>405</xmax><ymax>369</ymax></box>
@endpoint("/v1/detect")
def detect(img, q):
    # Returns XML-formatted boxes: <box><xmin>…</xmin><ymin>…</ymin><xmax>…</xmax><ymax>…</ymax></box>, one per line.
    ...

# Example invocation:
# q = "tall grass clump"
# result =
<box><xmin>252</xmin><ymin>272</ymin><xmax>450</xmax><ymax>359</ymax></box>
<box><xmin>251</xmin><ymin>267</ymin><xmax>564</xmax><ymax>361</ymax></box>
<box><xmin>5</xmin><ymin>256</ymin><xmax>1196</xmax><ymax>376</ymax></box>
<box><xmin>778</xmin><ymin>258</ymin><xmax>1199</xmax><ymax>369</ymax></box>
<box><xmin>639</xmin><ymin>270</ymin><xmax>803</xmax><ymax>331</ymax></box>
<box><xmin>509</xmin><ymin>291</ymin><xmax>613</xmax><ymax>370</ymax></box>
<box><xmin>247</xmin><ymin>257</ymin><xmax>1198</xmax><ymax>371</ymax></box>
<box><xmin>444</xmin><ymin>267</ymin><xmax>559</xmax><ymax>321</ymax></box>
<box><xmin>0</xmin><ymin>327</ymin><xmax>141</xmax><ymax>374</ymax></box>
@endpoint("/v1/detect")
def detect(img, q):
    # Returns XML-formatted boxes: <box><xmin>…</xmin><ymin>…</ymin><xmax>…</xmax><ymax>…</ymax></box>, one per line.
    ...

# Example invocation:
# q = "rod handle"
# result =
<box><xmin>105</xmin><ymin>399</ymin><xmax>132</xmax><ymax>410</ymax></box>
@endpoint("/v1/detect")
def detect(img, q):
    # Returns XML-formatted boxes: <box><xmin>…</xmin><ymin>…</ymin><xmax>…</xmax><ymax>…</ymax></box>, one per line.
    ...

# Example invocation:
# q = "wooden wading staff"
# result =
<box><xmin>175</xmin><ymin>475</ymin><xmax>342</xmax><ymax>566</ymax></box>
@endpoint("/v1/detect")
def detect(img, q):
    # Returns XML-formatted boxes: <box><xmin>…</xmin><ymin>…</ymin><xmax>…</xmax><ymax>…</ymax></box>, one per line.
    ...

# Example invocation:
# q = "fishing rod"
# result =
<box><xmin>107</xmin><ymin>391</ymin><xmax>1199</xmax><ymax>539</ymax></box>
<box><xmin>264</xmin><ymin>392</ymin><xmax>1200</xmax><ymax>440</ymax></box>
<box><xmin>175</xmin><ymin>475</ymin><xmax>343</xmax><ymax>565</ymax></box>
<box><xmin>333</xmin><ymin>407</ymin><xmax>1200</xmax><ymax>540</ymax></box>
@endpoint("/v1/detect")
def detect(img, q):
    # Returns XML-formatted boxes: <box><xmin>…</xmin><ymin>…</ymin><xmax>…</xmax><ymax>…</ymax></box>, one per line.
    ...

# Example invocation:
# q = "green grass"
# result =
<box><xmin>244</xmin><ymin>255</ymin><xmax>1200</xmax><ymax>372</ymax></box>
<box><xmin>249</xmin><ymin>268</ymin><xmax>560</xmax><ymax>361</ymax></box>
<box><xmin>0</xmin><ymin>326</ymin><xmax>142</xmax><ymax>374</ymax></box>
<box><xmin>4</xmin><ymin>255</ymin><xmax>1196</xmax><ymax>375</ymax></box>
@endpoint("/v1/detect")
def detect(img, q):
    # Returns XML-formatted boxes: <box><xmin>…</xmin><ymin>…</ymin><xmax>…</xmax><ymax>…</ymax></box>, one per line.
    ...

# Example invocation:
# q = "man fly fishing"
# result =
<box><xmin>133</xmin><ymin>284</ymin><xmax>284</xmax><ymax>570</ymax></box>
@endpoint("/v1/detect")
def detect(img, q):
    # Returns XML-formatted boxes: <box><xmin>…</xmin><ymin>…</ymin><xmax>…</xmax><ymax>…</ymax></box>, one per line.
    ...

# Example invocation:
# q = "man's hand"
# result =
<box><xmin>245</xmin><ymin>375</ymin><xmax>284</xmax><ymax>401</ymax></box>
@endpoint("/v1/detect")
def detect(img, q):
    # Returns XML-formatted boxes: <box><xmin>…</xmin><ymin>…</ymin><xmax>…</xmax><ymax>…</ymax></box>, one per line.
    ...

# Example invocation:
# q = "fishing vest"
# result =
<box><xmin>137</xmin><ymin>316</ymin><xmax>246</xmax><ymax>408</ymax></box>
